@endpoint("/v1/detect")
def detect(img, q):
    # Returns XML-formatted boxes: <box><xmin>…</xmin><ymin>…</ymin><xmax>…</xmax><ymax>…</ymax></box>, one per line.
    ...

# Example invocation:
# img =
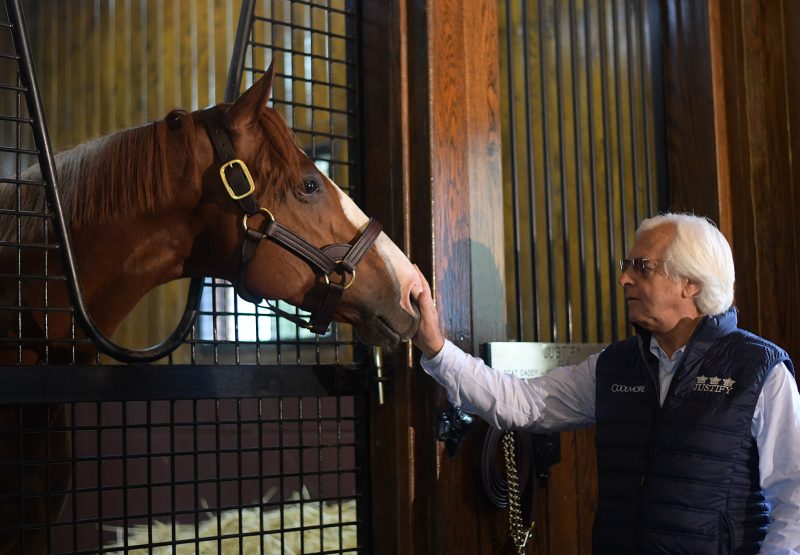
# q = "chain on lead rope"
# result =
<box><xmin>503</xmin><ymin>431</ymin><xmax>534</xmax><ymax>554</ymax></box>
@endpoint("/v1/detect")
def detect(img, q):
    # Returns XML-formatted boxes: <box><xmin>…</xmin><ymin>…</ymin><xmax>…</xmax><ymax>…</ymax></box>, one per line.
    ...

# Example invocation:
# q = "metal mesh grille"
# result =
<box><xmin>181</xmin><ymin>0</ymin><xmax>362</xmax><ymax>368</ymax></box>
<box><xmin>0</xmin><ymin>1</ymin><xmax>370</xmax><ymax>553</ymax></box>
<box><xmin>498</xmin><ymin>0</ymin><xmax>666</xmax><ymax>344</ymax></box>
<box><xmin>2</xmin><ymin>398</ymin><xmax>363</xmax><ymax>553</ymax></box>
<box><xmin>0</xmin><ymin>4</ymin><xmax>89</xmax><ymax>367</ymax></box>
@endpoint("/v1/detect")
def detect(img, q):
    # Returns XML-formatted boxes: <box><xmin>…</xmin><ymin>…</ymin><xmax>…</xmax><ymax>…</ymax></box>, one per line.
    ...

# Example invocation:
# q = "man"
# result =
<box><xmin>412</xmin><ymin>213</ymin><xmax>800</xmax><ymax>554</ymax></box>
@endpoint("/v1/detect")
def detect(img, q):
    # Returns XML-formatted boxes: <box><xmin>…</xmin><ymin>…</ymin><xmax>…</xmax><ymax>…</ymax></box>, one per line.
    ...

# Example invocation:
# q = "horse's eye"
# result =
<box><xmin>303</xmin><ymin>179</ymin><xmax>319</xmax><ymax>195</ymax></box>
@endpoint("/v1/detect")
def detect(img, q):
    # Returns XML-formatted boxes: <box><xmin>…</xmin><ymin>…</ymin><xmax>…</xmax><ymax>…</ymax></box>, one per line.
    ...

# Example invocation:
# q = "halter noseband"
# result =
<box><xmin>199</xmin><ymin>106</ymin><xmax>382</xmax><ymax>334</ymax></box>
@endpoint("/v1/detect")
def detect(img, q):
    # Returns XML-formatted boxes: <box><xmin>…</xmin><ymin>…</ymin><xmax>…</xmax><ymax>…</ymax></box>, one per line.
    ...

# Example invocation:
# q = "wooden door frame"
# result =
<box><xmin>361</xmin><ymin>0</ymin><xmax>507</xmax><ymax>552</ymax></box>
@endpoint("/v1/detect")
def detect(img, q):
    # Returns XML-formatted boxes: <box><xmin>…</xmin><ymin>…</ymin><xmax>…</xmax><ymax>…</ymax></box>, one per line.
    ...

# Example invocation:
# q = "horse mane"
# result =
<box><xmin>0</xmin><ymin>115</ymin><xmax>188</xmax><ymax>244</ymax></box>
<box><xmin>59</xmin><ymin>118</ymin><xmax>187</xmax><ymax>226</ymax></box>
<box><xmin>0</xmin><ymin>102</ymin><xmax>306</xmax><ymax>244</ymax></box>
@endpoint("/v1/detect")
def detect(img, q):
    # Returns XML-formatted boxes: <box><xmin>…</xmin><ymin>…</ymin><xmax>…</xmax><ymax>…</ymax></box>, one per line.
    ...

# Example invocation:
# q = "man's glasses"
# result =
<box><xmin>618</xmin><ymin>258</ymin><xmax>667</xmax><ymax>277</ymax></box>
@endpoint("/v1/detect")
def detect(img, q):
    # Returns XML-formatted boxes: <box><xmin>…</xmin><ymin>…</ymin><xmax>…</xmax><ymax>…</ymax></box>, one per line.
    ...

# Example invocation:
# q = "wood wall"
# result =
<box><xmin>367</xmin><ymin>0</ymin><xmax>799</xmax><ymax>553</ymax></box>
<box><xmin>663</xmin><ymin>0</ymin><xmax>800</xmax><ymax>364</ymax></box>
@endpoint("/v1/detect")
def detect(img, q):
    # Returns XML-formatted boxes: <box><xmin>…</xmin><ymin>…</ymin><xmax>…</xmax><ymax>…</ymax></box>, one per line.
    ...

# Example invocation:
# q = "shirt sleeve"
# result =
<box><xmin>419</xmin><ymin>339</ymin><xmax>597</xmax><ymax>432</ymax></box>
<box><xmin>753</xmin><ymin>362</ymin><xmax>800</xmax><ymax>555</ymax></box>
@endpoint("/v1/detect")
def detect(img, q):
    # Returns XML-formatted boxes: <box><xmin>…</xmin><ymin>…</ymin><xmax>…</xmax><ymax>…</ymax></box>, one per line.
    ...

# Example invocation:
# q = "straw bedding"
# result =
<box><xmin>103</xmin><ymin>489</ymin><xmax>358</xmax><ymax>554</ymax></box>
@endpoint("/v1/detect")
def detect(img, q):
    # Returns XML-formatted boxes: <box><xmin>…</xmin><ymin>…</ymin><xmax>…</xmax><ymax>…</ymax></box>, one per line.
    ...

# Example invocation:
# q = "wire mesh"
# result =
<box><xmin>181</xmin><ymin>0</ymin><xmax>363</xmax><ymax>369</ymax></box>
<box><xmin>0</xmin><ymin>1</ymin><xmax>370</xmax><ymax>553</ymax></box>
<box><xmin>498</xmin><ymin>0</ymin><xmax>666</xmax><ymax>345</ymax></box>
<box><xmin>0</xmin><ymin>397</ymin><xmax>364</xmax><ymax>554</ymax></box>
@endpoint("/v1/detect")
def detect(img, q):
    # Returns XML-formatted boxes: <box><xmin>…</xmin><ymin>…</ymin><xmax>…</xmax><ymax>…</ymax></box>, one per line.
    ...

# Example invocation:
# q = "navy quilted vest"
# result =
<box><xmin>593</xmin><ymin>308</ymin><xmax>793</xmax><ymax>554</ymax></box>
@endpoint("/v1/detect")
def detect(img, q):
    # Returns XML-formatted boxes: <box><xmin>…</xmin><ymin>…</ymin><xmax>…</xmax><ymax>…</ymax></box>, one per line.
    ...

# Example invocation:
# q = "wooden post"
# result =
<box><xmin>362</xmin><ymin>0</ymin><xmax>506</xmax><ymax>551</ymax></box>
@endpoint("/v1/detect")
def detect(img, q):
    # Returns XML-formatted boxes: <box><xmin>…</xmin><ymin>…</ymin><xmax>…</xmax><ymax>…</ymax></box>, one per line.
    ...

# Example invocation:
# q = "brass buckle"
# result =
<box><xmin>220</xmin><ymin>159</ymin><xmax>255</xmax><ymax>200</ymax></box>
<box><xmin>324</xmin><ymin>259</ymin><xmax>356</xmax><ymax>290</ymax></box>
<box><xmin>241</xmin><ymin>207</ymin><xmax>275</xmax><ymax>233</ymax></box>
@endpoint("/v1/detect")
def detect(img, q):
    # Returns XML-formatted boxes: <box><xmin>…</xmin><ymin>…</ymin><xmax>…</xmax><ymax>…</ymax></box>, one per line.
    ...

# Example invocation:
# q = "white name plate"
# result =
<box><xmin>483</xmin><ymin>342</ymin><xmax>606</xmax><ymax>379</ymax></box>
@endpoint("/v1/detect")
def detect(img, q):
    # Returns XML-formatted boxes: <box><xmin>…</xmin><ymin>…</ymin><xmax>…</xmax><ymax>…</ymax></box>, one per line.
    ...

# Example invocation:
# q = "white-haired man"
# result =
<box><xmin>413</xmin><ymin>213</ymin><xmax>800</xmax><ymax>554</ymax></box>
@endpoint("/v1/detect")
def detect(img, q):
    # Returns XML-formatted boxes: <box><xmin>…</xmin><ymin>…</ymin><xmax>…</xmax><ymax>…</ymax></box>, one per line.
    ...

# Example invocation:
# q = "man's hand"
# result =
<box><xmin>411</xmin><ymin>265</ymin><xmax>445</xmax><ymax>359</ymax></box>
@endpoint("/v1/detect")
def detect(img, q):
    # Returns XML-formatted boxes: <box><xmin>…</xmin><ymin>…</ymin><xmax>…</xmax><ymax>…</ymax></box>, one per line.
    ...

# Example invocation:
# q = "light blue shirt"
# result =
<box><xmin>422</xmin><ymin>339</ymin><xmax>800</xmax><ymax>554</ymax></box>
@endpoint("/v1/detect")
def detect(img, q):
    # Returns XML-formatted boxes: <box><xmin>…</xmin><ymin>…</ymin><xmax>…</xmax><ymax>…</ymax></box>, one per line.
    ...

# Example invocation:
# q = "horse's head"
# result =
<box><xmin>175</xmin><ymin>66</ymin><xmax>421</xmax><ymax>348</ymax></box>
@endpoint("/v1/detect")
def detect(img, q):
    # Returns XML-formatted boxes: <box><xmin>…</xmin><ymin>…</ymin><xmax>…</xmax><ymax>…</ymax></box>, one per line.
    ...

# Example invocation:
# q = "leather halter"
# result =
<box><xmin>199</xmin><ymin>105</ymin><xmax>382</xmax><ymax>334</ymax></box>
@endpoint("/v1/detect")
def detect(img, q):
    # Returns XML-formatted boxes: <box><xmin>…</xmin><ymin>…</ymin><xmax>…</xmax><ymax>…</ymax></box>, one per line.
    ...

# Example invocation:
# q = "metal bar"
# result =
<box><xmin>625</xmin><ymin>0</ymin><xmax>640</xmax><ymax>227</ymax></box>
<box><xmin>569</xmin><ymin>0</ymin><xmax>588</xmax><ymax>342</ymax></box>
<box><xmin>585</xmin><ymin>0</ymin><xmax>605</xmax><ymax>343</ymax></box>
<box><xmin>538</xmin><ymin>0</ymin><xmax>556</xmax><ymax>342</ymax></box>
<box><xmin>598</xmin><ymin>0</ymin><xmax>620</xmax><ymax>340</ymax></box>
<box><xmin>554</xmin><ymin>0</ymin><xmax>572</xmax><ymax>342</ymax></box>
<box><xmin>0</xmin><ymin>364</ymin><xmax>369</xmax><ymax>403</ymax></box>
<box><xmin>225</xmin><ymin>0</ymin><xmax>256</xmax><ymax>103</ymax></box>
<box><xmin>515</xmin><ymin>0</ymin><xmax>530</xmax><ymax>341</ymax></box>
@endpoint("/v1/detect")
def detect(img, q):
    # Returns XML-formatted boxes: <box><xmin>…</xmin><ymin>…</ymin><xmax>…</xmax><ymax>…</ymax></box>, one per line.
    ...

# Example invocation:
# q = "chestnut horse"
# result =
<box><xmin>0</xmin><ymin>65</ymin><xmax>421</xmax><ymax>552</ymax></box>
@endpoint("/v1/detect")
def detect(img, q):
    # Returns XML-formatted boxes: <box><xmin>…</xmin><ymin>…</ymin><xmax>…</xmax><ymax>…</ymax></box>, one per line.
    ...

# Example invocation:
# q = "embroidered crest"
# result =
<box><xmin>691</xmin><ymin>374</ymin><xmax>735</xmax><ymax>395</ymax></box>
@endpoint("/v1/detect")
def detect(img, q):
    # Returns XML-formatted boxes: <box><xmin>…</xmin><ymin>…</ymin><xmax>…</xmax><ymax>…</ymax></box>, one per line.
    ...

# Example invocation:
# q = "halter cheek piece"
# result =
<box><xmin>199</xmin><ymin>106</ymin><xmax>382</xmax><ymax>334</ymax></box>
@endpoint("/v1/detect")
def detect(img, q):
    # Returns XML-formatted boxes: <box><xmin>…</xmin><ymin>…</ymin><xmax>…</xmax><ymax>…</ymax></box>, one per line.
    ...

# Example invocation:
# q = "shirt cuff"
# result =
<box><xmin>419</xmin><ymin>339</ymin><xmax>467</xmax><ymax>407</ymax></box>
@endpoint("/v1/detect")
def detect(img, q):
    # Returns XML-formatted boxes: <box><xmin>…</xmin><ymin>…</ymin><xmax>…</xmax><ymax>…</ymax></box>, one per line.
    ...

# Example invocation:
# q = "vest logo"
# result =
<box><xmin>691</xmin><ymin>375</ymin><xmax>735</xmax><ymax>395</ymax></box>
<box><xmin>611</xmin><ymin>384</ymin><xmax>646</xmax><ymax>393</ymax></box>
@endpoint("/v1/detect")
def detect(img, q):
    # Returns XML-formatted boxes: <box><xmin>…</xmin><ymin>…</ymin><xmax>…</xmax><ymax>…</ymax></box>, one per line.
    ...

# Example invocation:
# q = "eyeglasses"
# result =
<box><xmin>618</xmin><ymin>258</ymin><xmax>667</xmax><ymax>277</ymax></box>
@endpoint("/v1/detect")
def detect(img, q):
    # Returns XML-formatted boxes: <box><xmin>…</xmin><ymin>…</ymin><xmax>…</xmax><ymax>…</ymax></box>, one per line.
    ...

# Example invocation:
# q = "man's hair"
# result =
<box><xmin>637</xmin><ymin>213</ymin><xmax>734</xmax><ymax>316</ymax></box>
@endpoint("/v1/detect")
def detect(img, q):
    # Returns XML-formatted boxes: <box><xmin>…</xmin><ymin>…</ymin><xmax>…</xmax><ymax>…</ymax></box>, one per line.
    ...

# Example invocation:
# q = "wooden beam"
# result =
<box><xmin>362</xmin><ymin>0</ymin><xmax>505</xmax><ymax>551</ymax></box>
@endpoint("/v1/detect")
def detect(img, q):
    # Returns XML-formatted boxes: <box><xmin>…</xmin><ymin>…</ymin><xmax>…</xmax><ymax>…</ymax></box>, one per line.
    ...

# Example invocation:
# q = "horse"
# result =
<box><xmin>0</xmin><ymin>63</ymin><xmax>422</xmax><ymax>553</ymax></box>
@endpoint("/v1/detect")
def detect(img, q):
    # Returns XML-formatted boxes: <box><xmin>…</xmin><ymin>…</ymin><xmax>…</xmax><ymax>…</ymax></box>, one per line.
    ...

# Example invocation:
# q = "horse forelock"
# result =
<box><xmin>251</xmin><ymin>108</ymin><xmax>304</xmax><ymax>203</ymax></box>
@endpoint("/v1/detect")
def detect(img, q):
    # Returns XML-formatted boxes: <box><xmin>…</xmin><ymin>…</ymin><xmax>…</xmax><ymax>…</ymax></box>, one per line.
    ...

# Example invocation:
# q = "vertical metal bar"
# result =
<box><xmin>193</xmin><ymin>400</ymin><xmax>201</xmax><ymax>552</ymax></box>
<box><xmin>569</xmin><ymin>0</ymin><xmax>589</xmax><ymax>342</ymax></box>
<box><xmin>519</xmin><ymin>0</ymin><xmax>541</xmax><ymax>342</ymax></box>
<box><xmin>215</xmin><ymin>399</ymin><xmax>223</xmax><ymax>554</ymax></box>
<box><xmin>122</xmin><ymin>401</ymin><xmax>129</xmax><ymax>552</ymax></box>
<box><xmin>170</xmin><ymin>401</ymin><xmax>178</xmax><ymax>551</ymax></box>
<box><xmin>146</xmin><ymin>401</ymin><xmax>154</xmax><ymax>549</ymax></box>
<box><xmin>70</xmin><ymin>404</ymin><xmax>79</xmax><ymax>552</ymax></box>
<box><xmin>257</xmin><ymin>398</ymin><xmax>265</xmax><ymax>555</ymax></box>
<box><xmin>537</xmin><ymin>0</ymin><xmax>556</xmax><ymax>342</ymax></box>
<box><xmin>298</xmin><ymin>398</ymin><xmax>306</xmax><ymax>553</ymax></box>
<box><xmin>96</xmin><ymin>402</ymin><xmax>104</xmax><ymax>552</ymax></box>
<box><xmin>315</xmin><ymin>398</ymin><xmax>324</xmax><ymax>550</ymax></box>
<box><xmin>625</xmin><ymin>0</ymin><xmax>640</xmax><ymax>227</ymax></box>
<box><xmin>237</xmin><ymin>399</ymin><xmax>244</xmax><ymax>554</ymax></box>
<box><xmin>278</xmin><ymin>398</ymin><xmax>286</xmax><ymax>551</ymax></box>
<box><xmin>611</xmin><ymin>0</ymin><xmax>628</xmax><ymax>254</ymax></box>
<box><xmin>554</xmin><ymin>0</ymin><xmax>572</xmax><ymax>343</ymax></box>
<box><xmin>638</xmin><ymin>0</ymin><xmax>653</xmax><ymax>218</ymax></box>
<box><xmin>584</xmin><ymin>0</ymin><xmax>605</xmax><ymax>344</ymax></box>
<box><xmin>598</xmin><ymin>0</ymin><xmax>620</xmax><ymax>340</ymax></box>
<box><xmin>16</xmin><ymin>409</ymin><xmax>24</xmax><ymax>553</ymax></box>
<box><xmin>645</xmin><ymin>0</ymin><xmax>669</xmax><ymax>213</ymax></box>
<box><xmin>45</xmin><ymin>406</ymin><xmax>52</xmax><ymax>554</ymax></box>
<box><xmin>506</xmin><ymin>0</ymin><xmax>524</xmax><ymax>340</ymax></box>
<box><xmin>14</xmin><ymin>47</ymin><xmax>22</xmax><ymax>365</ymax></box>
<box><xmin>225</xmin><ymin>0</ymin><xmax>256</xmax><ymax>103</ymax></box>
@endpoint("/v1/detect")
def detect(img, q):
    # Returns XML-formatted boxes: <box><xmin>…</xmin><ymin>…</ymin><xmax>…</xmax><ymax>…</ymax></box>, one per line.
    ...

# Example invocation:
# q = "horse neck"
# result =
<box><xmin>40</xmin><ymin>133</ymin><xmax>199</xmax><ymax>336</ymax></box>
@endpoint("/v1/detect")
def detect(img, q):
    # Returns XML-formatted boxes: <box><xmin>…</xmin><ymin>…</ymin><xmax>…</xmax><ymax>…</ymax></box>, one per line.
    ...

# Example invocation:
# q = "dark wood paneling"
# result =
<box><xmin>661</xmin><ymin>0</ymin><xmax>719</xmax><ymax>221</ymax></box>
<box><xmin>360</xmin><ymin>0</ymin><xmax>416</xmax><ymax>552</ymax></box>
<box><xmin>723</xmin><ymin>0</ymin><xmax>799</xmax><ymax>363</ymax></box>
<box><xmin>664</xmin><ymin>0</ymin><xmax>799</xmax><ymax>365</ymax></box>
<box><xmin>363</xmin><ymin>0</ymin><xmax>505</xmax><ymax>552</ymax></box>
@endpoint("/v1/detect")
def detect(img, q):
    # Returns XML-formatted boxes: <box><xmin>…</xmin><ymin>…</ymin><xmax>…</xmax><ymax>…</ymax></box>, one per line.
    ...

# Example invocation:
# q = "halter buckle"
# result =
<box><xmin>241</xmin><ymin>207</ymin><xmax>275</xmax><ymax>233</ymax></box>
<box><xmin>220</xmin><ymin>159</ymin><xmax>256</xmax><ymax>200</ymax></box>
<box><xmin>324</xmin><ymin>260</ymin><xmax>356</xmax><ymax>290</ymax></box>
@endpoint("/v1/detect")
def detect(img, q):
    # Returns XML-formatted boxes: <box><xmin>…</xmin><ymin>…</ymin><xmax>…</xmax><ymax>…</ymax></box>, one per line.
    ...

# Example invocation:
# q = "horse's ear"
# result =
<box><xmin>224</xmin><ymin>62</ymin><xmax>275</xmax><ymax>129</ymax></box>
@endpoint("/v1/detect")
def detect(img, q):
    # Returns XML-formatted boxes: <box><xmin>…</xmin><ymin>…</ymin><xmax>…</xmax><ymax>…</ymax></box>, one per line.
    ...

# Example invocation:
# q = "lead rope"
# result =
<box><xmin>502</xmin><ymin>431</ymin><xmax>534</xmax><ymax>554</ymax></box>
